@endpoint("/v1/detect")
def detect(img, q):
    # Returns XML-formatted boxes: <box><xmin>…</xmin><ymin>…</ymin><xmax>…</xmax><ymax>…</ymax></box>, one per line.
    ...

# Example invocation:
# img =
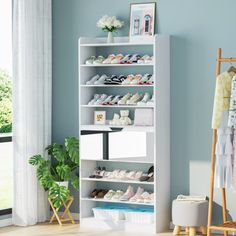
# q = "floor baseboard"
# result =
<box><xmin>0</xmin><ymin>218</ymin><xmax>13</xmax><ymax>228</ymax></box>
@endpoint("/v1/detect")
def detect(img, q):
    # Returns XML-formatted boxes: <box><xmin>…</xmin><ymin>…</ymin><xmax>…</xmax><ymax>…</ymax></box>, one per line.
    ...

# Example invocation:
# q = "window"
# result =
<box><xmin>0</xmin><ymin>0</ymin><xmax>13</xmax><ymax>215</ymax></box>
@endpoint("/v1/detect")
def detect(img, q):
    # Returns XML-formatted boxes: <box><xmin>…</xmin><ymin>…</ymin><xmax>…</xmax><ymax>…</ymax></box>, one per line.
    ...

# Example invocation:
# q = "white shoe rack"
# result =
<box><xmin>78</xmin><ymin>35</ymin><xmax>170</xmax><ymax>233</ymax></box>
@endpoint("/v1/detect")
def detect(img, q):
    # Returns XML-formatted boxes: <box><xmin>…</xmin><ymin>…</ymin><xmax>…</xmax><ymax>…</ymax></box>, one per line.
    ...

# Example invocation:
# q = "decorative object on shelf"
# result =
<box><xmin>94</xmin><ymin>110</ymin><xmax>106</xmax><ymax>124</ymax></box>
<box><xmin>28</xmin><ymin>137</ymin><xmax>80</xmax><ymax>209</ymax></box>
<box><xmin>97</xmin><ymin>15</ymin><xmax>124</xmax><ymax>43</ymax></box>
<box><xmin>134</xmin><ymin>108</ymin><xmax>154</xmax><ymax>126</ymax></box>
<box><xmin>129</xmin><ymin>2</ymin><xmax>156</xmax><ymax>42</ymax></box>
<box><xmin>110</xmin><ymin>110</ymin><xmax>132</xmax><ymax>126</ymax></box>
<box><xmin>49</xmin><ymin>195</ymin><xmax>75</xmax><ymax>226</ymax></box>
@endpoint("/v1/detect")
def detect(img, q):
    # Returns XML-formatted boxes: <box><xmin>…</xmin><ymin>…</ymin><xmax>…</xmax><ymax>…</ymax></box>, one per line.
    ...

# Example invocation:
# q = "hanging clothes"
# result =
<box><xmin>228</xmin><ymin>75</ymin><xmax>236</xmax><ymax>128</ymax></box>
<box><xmin>215</xmin><ymin>112</ymin><xmax>233</xmax><ymax>188</ymax></box>
<box><xmin>212</xmin><ymin>71</ymin><xmax>235</xmax><ymax>129</ymax></box>
<box><xmin>232</xmin><ymin>129</ymin><xmax>236</xmax><ymax>190</ymax></box>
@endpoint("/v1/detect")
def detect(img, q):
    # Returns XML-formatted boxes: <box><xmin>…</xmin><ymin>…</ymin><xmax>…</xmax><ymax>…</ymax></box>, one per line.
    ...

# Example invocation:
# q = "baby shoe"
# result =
<box><xmin>120</xmin><ymin>185</ymin><xmax>135</xmax><ymax>201</ymax></box>
<box><xmin>120</xmin><ymin>54</ymin><xmax>132</xmax><ymax>64</ymax></box>
<box><xmin>122</xmin><ymin>74</ymin><xmax>134</xmax><ymax>85</ymax></box>
<box><xmin>94</xmin><ymin>74</ymin><xmax>109</xmax><ymax>85</ymax></box>
<box><xmin>103</xmin><ymin>54</ymin><xmax>116</xmax><ymax>64</ymax></box>
<box><xmin>112</xmin><ymin>190</ymin><xmax>124</xmax><ymax>200</ymax></box>
<box><xmin>118</xmin><ymin>93</ymin><xmax>132</xmax><ymax>105</ymax></box>
<box><xmin>127</xmin><ymin>54</ymin><xmax>141</xmax><ymax>64</ymax></box>
<box><xmin>102</xmin><ymin>95</ymin><xmax>114</xmax><ymax>105</ymax></box>
<box><xmin>130</xmin><ymin>74</ymin><xmax>142</xmax><ymax>85</ymax></box>
<box><xmin>111</xmin><ymin>54</ymin><xmax>123</xmax><ymax>64</ymax></box>
<box><xmin>86</xmin><ymin>74</ymin><xmax>100</xmax><ymax>85</ymax></box>
<box><xmin>104</xmin><ymin>190</ymin><xmax>116</xmax><ymax>200</ymax></box>
<box><xmin>126</xmin><ymin>93</ymin><xmax>143</xmax><ymax>105</ymax></box>
<box><xmin>85</xmin><ymin>56</ymin><xmax>96</xmax><ymax>64</ymax></box>
<box><xmin>94</xmin><ymin>94</ymin><xmax>108</xmax><ymax>105</ymax></box>
<box><xmin>93</xmin><ymin>55</ymin><xmax>105</xmax><ymax>64</ymax></box>
<box><xmin>146</xmin><ymin>95</ymin><xmax>154</xmax><ymax>106</ymax></box>
<box><xmin>138</xmin><ymin>74</ymin><xmax>152</xmax><ymax>84</ymax></box>
<box><xmin>137</xmin><ymin>93</ymin><xmax>151</xmax><ymax>106</ymax></box>
<box><xmin>109</xmin><ymin>95</ymin><xmax>122</xmax><ymax>105</ymax></box>
<box><xmin>88</xmin><ymin>94</ymin><xmax>101</xmax><ymax>105</ymax></box>
<box><xmin>129</xmin><ymin>187</ymin><xmax>144</xmax><ymax>202</ymax></box>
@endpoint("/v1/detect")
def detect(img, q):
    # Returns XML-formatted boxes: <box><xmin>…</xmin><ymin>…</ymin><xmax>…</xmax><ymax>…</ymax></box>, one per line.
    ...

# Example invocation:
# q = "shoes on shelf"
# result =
<box><xmin>146</xmin><ymin>95</ymin><xmax>154</xmax><ymax>106</ymax></box>
<box><xmin>102</xmin><ymin>95</ymin><xmax>114</xmax><ymax>105</ymax></box>
<box><xmin>127</xmin><ymin>54</ymin><xmax>141</xmax><ymax>64</ymax></box>
<box><xmin>93</xmin><ymin>55</ymin><xmax>105</xmax><ymax>64</ymax></box>
<box><xmin>88</xmin><ymin>94</ymin><xmax>100</xmax><ymax>105</ymax></box>
<box><xmin>120</xmin><ymin>185</ymin><xmax>135</xmax><ymax>201</ymax></box>
<box><xmin>112</xmin><ymin>190</ymin><xmax>124</xmax><ymax>200</ymax></box>
<box><xmin>86</xmin><ymin>74</ymin><xmax>100</xmax><ymax>85</ymax></box>
<box><xmin>103</xmin><ymin>54</ymin><xmax>116</xmax><ymax>64</ymax></box>
<box><xmin>137</xmin><ymin>93</ymin><xmax>151</xmax><ymax>106</ymax></box>
<box><xmin>129</xmin><ymin>187</ymin><xmax>144</xmax><ymax>202</ymax></box>
<box><xmin>118</xmin><ymin>93</ymin><xmax>132</xmax><ymax>105</ymax></box>
<box><xmin>129</xmin><ymin>74</ymin><xmax>142</xmax><ymax>85</ymax></box>
<box><xmin>109</xmin><ymin>95</ymin><xmax>122</xmax><ymax>105</ymax></box>
<box><xmin>85</xmin><ymin>56</ymin><xmax>96</xmax><ymax>64</ymax></box>
<box><xmin>138</xmin><ymin>74</ymin><xmax>152</xmax><ymax>84</ymax></box>
<box><xmin>120</xmin><ymin>54</ymin><xmax>132</xmax><ymax>64</ymax></box>
<box><xmin>122</xmin><ymin>74</ymin><xmax>134</xmax><ymax>85</ymax></box>
<box><xmin>104</xmin><ymin>190</ymin><xmax>116</xmax><ymax>200</ymax></box>
<box><xmin>146</xmin><ymin>75</ymin><xmax>154</xmax><ymax>84</ymax></box>
<box><xmin>138</xmin><ymin>55</ymin><xmax>153</xmax><ymax>64</ymax></box>
<box><xmin>94</xmin><ymin>74</ymin><xmax>109</xmax><ymax>85</ymax></box>
<box><xmin>95</xmin><ymin>189</ymin><xmax>109</xmax><ymax>199</ymax></box>
<box><xmin>126</xmin><ymin>93</ymin><xmax>143</xmax><ymax>105</ymax></box>
<box><xmin>93</xmin><ymin>94</ymin><xmax>108</xmax><ymax>105</ymax></box>
<box><xmin>140</xmin><ymin>166</ymin><xmax>154</xmax><ymax>182</ymax></box>
<box><xmin>111</xmin><ymin>54</ymin><xmax>123</xmax><ymax>64</ymax></box>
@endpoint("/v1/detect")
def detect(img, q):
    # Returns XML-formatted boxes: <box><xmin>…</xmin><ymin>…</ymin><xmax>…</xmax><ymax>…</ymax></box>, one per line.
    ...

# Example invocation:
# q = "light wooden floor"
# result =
<box><xmin>0</xmin><ymin>223</ymin><xmax>175</xmax><ymax>236</ymax></box>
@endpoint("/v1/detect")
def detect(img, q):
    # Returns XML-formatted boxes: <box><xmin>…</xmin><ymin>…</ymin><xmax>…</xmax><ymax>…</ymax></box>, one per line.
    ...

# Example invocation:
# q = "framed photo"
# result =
<box><xmin>94</xmin><ymin>111</ymin><xmax>106</xmax><ymax>125</ymax></box>
<box><xmin>129</xmin><ymin>2</ymin><xmax>156</xmax><ymax>42</ymax></box>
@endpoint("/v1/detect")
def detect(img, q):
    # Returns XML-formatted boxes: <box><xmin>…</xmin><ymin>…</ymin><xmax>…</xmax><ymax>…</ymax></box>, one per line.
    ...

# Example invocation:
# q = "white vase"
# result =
<box><xmin>107</xmin><ymin>32</ymin><xmax>114</xmax><ymax>43</ymax></box>
<box><xmin>56</xmin><ymin>181</ymin><xmax>69</xmax><ymax>189</ymax></box>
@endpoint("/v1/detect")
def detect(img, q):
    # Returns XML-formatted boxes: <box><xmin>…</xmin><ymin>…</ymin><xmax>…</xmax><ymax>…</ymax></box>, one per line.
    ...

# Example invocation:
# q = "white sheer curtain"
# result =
<box><xmin>12</xmin><ymin>0</ymin><xmax>52</xmax><ymax>226</ymax></box>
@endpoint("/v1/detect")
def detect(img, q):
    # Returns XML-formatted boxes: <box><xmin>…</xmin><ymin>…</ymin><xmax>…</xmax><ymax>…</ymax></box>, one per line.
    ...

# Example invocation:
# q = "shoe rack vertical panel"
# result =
<box><xmin>154</xmin><ymin>35</ymin><xmax>171</xmax><ymax>232</ymax></box>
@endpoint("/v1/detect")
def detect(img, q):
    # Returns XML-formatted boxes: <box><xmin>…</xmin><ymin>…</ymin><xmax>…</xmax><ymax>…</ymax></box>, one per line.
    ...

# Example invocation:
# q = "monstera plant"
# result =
<box><xmin>29</xmin><ymin>137</ymin><xmax>79</xmax><ymax>208</ymax></box>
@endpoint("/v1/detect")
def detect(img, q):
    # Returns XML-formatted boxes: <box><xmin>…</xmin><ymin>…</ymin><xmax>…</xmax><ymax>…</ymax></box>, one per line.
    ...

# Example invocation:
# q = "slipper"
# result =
<box><xmin>86</xmin><ymin>74</ymin><xmax>100</xmax><ymax>85</ymax></box>
<box><xmin>93</xmin><ymin>55</ymin><xmax>105</xmax><ymax>64</ymax></box>
<box><xmin>85</xmin><ymin>56</ymin><xmax>96</xmax><ymax>65</ymax></box>
<box><xmin>103</xmin><ymin>54</ymin><xmax>116</xmax><ymax>64</ymax></box>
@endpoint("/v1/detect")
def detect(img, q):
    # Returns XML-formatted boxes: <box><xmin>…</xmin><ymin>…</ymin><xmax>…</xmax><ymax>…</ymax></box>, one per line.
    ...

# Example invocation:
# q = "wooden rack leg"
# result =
<box><xmin>222</xmin><ymin>188</ymin><xmax>228</xmax><ymax>236</ymax></box>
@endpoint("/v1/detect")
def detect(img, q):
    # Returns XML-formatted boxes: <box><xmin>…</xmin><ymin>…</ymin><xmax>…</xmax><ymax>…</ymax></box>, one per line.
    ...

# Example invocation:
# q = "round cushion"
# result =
<box><xmin>172</xmin><ymin>200</ymin><xmax>208</xmax><ymax>227</ymax></box>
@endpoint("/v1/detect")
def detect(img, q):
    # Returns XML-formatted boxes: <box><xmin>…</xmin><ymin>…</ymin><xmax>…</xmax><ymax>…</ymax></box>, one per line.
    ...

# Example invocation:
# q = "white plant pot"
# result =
<box><xmin>56</xmin><ymin>181</ymin><xmax>69</xmax><ymax>189</ymax></box>
<box><xmin>107</xmin><ymin>32</ymin><xmax>114</xmax><ymax>43</ymax></box>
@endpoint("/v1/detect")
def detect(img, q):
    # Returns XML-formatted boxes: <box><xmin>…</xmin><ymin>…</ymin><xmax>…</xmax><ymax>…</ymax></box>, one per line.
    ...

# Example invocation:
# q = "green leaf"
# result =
<box><xmin>56</xmin><ymin>164</ymin><xmax>71</xmax><ymax>180</ymax></box>
<box><xmin>65</xmin><ymin>137</ymin><xmax>80</xmax><ymax>164</ymax></box>
<box><xmin>49</xmin><ymin>184</ymin><xmax>70</xmax><ymax>209</ymax></box>
<box><xmin>71</xmin><ymin>176</ymin><xmax>80</xmax><ymax>191</ymax></box>
<box><xmin>46</xmin><ymin>143</ymin><xmax>66</xmax><ymax>162</ymax></box>
<box><xmin>29</xmin><ymin>155</ymin><xmax>45</xmax><ymax>166</ymax></box>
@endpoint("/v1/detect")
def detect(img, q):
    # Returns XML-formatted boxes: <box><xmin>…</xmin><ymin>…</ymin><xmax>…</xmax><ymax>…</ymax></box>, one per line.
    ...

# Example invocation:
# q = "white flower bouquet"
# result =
<box><xmin>97</xmin><ymin>15</ymin><xmax>124</xmax><ymax>33</ymax></box>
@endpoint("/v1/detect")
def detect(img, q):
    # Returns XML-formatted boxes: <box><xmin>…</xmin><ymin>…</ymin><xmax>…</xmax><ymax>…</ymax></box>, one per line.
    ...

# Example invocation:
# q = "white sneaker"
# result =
<box><xmin>126</xmin><ymin>93</ymin><xmax>143</xmax><ymax>105</ymax></box>
<box><xmin>120</xmin><ymin>185</ymin><xmax>135</xmax><ymax>201</ymax></box>
<box><xmin>118</xmin><ymin>93</ymin><xmax>132</xmax><ymax>105</ymax></box>
<box><xmin>88</xmin><ymin>94</ymin><xmax>100</xmax><ymax>105</ymax></box>
<box><xmin>94</xmin><ymin>74</ymin><xmax>108</xmax><ymax>85</ymax></box>
<box><xmin>102</xmin><ymin>95</ymin><xmax>114</xmax><ymax>105</ymax></box>
<box><xmin>109</xmin><ymin>95</ymin><xmax>122</xmax><ymax>105</ymax></box>
<box><xmin>86</xmin><ymin>74</ymin><xmax>100</xmax><ymax>85</ymax></box>
<box><xmin>94</xmin><ymin>94</ymin><xmax>108</xmax><ymax>105</ymax></box>
<box><xmin>137</xmin><ymin>93</ymin><xmax>151</xmax><ymax>106</ymax></box>
<box><xmin>129</xmin><ymin>187</ymin><xmax>144</xmax><ymax>202</ymax></box>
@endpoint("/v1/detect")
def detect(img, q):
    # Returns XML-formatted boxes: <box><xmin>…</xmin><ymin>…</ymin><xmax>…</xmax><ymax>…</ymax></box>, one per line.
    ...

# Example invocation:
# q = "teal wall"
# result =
<box><xmin>52</xmin><ymin>0</ymin><xmax>236</xmax><ymax>221</ymax></box>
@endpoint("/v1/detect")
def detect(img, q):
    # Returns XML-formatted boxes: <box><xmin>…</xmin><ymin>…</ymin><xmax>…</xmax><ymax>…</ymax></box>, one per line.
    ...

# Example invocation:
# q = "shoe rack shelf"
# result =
<box><xmin>79</xmin><ymin>35</ymin><xmax>170</xmax><ymax>233</ymax></box>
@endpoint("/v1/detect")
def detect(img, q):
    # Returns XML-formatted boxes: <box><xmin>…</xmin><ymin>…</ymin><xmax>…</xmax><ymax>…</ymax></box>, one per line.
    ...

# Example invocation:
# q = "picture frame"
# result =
<box><xmin>94</xmin><ymin>111</ymin><xmax>106</xmax><ymax>125</ymax></box>
<box><xmin>129</xmin><ymin>2</ymin><xmax>156</xmax><ymax>42</ymax></box>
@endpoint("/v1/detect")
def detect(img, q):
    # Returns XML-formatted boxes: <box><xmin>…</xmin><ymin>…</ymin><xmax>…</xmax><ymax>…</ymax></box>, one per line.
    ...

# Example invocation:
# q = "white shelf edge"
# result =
<box><xmin>81</xmin><ymin>105</ymin><xmax>154</xmax><ymax>108</ymax></box>
<box><xmin>80</xmin><ymin>42</ymin><xmax>154</xmax><ymax>47</ymax></box>
<box><xmin>80</xmin><ymin>159</ymin><xmax>154</xmax><ymax>164</ymax></box>
<box><xmin>80</xmin><ymin>64</ymin><xmax>154</xmax><ymax>67</ymax></box>
<box><xmin>81</xmin><ymin>197</ymin><xmax>154</xmax><ymax>206</ymax></box>
<box><xmin>80</xmin><ymin>84</ymin><xmax>154</xmax><ymax>88</ymax></box>
<box><xmin>81</xmin><ymin>177</ymin><xmax>154</xmax><ymax>185</ymax></box>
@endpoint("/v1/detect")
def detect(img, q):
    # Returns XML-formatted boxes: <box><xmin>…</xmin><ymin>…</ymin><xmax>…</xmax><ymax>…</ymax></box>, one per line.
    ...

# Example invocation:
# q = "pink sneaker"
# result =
<box><xmin>119</xmin><ymin>185</ymin><xmax>134</xmax><ymax>201</ymax></box>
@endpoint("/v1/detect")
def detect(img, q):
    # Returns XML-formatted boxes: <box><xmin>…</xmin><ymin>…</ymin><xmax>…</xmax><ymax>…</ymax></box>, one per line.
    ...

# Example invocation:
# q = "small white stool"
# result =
<box><xmin>172</xmin><ymin>200</ymin><xmax>208</xmax><ymax>236</ymax></box>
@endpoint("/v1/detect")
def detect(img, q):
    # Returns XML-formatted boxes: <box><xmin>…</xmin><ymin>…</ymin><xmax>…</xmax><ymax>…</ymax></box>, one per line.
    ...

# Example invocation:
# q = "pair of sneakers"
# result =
<box><xmin>118</xmin><ymin>93</ymin><xmax>143</xmax><ymax>105</ymax></box>
<box><xmin>86</xmin><ymin>74</ymin><xmax>108</xmax><ymax>85</ymax></box>
<box><xmin>85</xmin><ymin>55</ymin><xmax>105</xmax><ymax>64</ymax></box>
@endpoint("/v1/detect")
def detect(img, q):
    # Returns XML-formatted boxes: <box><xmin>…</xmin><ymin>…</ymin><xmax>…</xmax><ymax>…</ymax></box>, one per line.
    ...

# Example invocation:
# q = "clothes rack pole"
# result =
<box><xmin>207</xmin><ymin>48</ymin><xmax>236</xmax><ymax>236</ymax></box>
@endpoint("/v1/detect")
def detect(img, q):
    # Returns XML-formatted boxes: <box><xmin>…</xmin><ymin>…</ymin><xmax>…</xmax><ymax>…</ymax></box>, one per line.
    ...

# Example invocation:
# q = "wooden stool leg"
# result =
<box><xmin>48</xmin><ymin>198</ymin><xmax>62</xmax><ymax>226</ymax></box>
<box><xmin>200</xmin><ymin>226</ymin><xmax>207</xmax><ymax>235</ymax></box>
<box><xmin>189</xmin><ymin>227</ymin><xmax>196</xmax><ymax>236</ymax></box>
<box><xmin>173</xmin><ymin>225</ymin><xmax>181</xmax><ymax>235</ymax></box>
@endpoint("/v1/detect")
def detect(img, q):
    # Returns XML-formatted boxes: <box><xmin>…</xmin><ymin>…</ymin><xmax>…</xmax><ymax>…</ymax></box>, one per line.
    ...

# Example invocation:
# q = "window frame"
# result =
<box><xmin>0</xmin><ymin>134</ymin><xmax>12</xmax><ymax>216</ymax></box>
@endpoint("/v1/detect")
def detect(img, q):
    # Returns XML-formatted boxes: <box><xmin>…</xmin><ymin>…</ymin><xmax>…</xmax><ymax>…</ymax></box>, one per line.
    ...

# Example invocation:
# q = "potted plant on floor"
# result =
<box><xmin>29</xmin><ymin>137</ymin><xmax>79</xmax><ymax>208</ymax></box>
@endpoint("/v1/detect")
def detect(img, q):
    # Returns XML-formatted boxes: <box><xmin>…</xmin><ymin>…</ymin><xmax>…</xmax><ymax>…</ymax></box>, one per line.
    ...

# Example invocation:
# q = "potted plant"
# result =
<box><xmin>29</xmin><ymin>137</ymin><xmax>79</xmax><ymax>208</ymax></box>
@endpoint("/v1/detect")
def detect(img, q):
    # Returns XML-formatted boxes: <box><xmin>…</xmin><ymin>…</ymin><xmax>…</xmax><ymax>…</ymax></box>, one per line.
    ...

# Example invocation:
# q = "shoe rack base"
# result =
<box><xmin>79</xmin><ymin>35</ymin><xmax>170</xmax><ymax>233</ymax></box>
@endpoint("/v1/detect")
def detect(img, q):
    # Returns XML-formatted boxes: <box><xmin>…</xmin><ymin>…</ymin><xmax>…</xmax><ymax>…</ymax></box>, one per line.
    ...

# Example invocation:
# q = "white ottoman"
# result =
<box><xmin>172</xmin><ymin>200</ymin><xmax>208</xmax><ymax>236</ymax></box>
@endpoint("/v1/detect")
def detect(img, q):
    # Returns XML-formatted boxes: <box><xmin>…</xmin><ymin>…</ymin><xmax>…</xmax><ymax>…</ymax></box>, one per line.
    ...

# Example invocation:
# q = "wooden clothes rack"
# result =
<box><xmin>207</xmin><ymin>48</ymin><xmax>236</xmax><ymax>236</ymax></box>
